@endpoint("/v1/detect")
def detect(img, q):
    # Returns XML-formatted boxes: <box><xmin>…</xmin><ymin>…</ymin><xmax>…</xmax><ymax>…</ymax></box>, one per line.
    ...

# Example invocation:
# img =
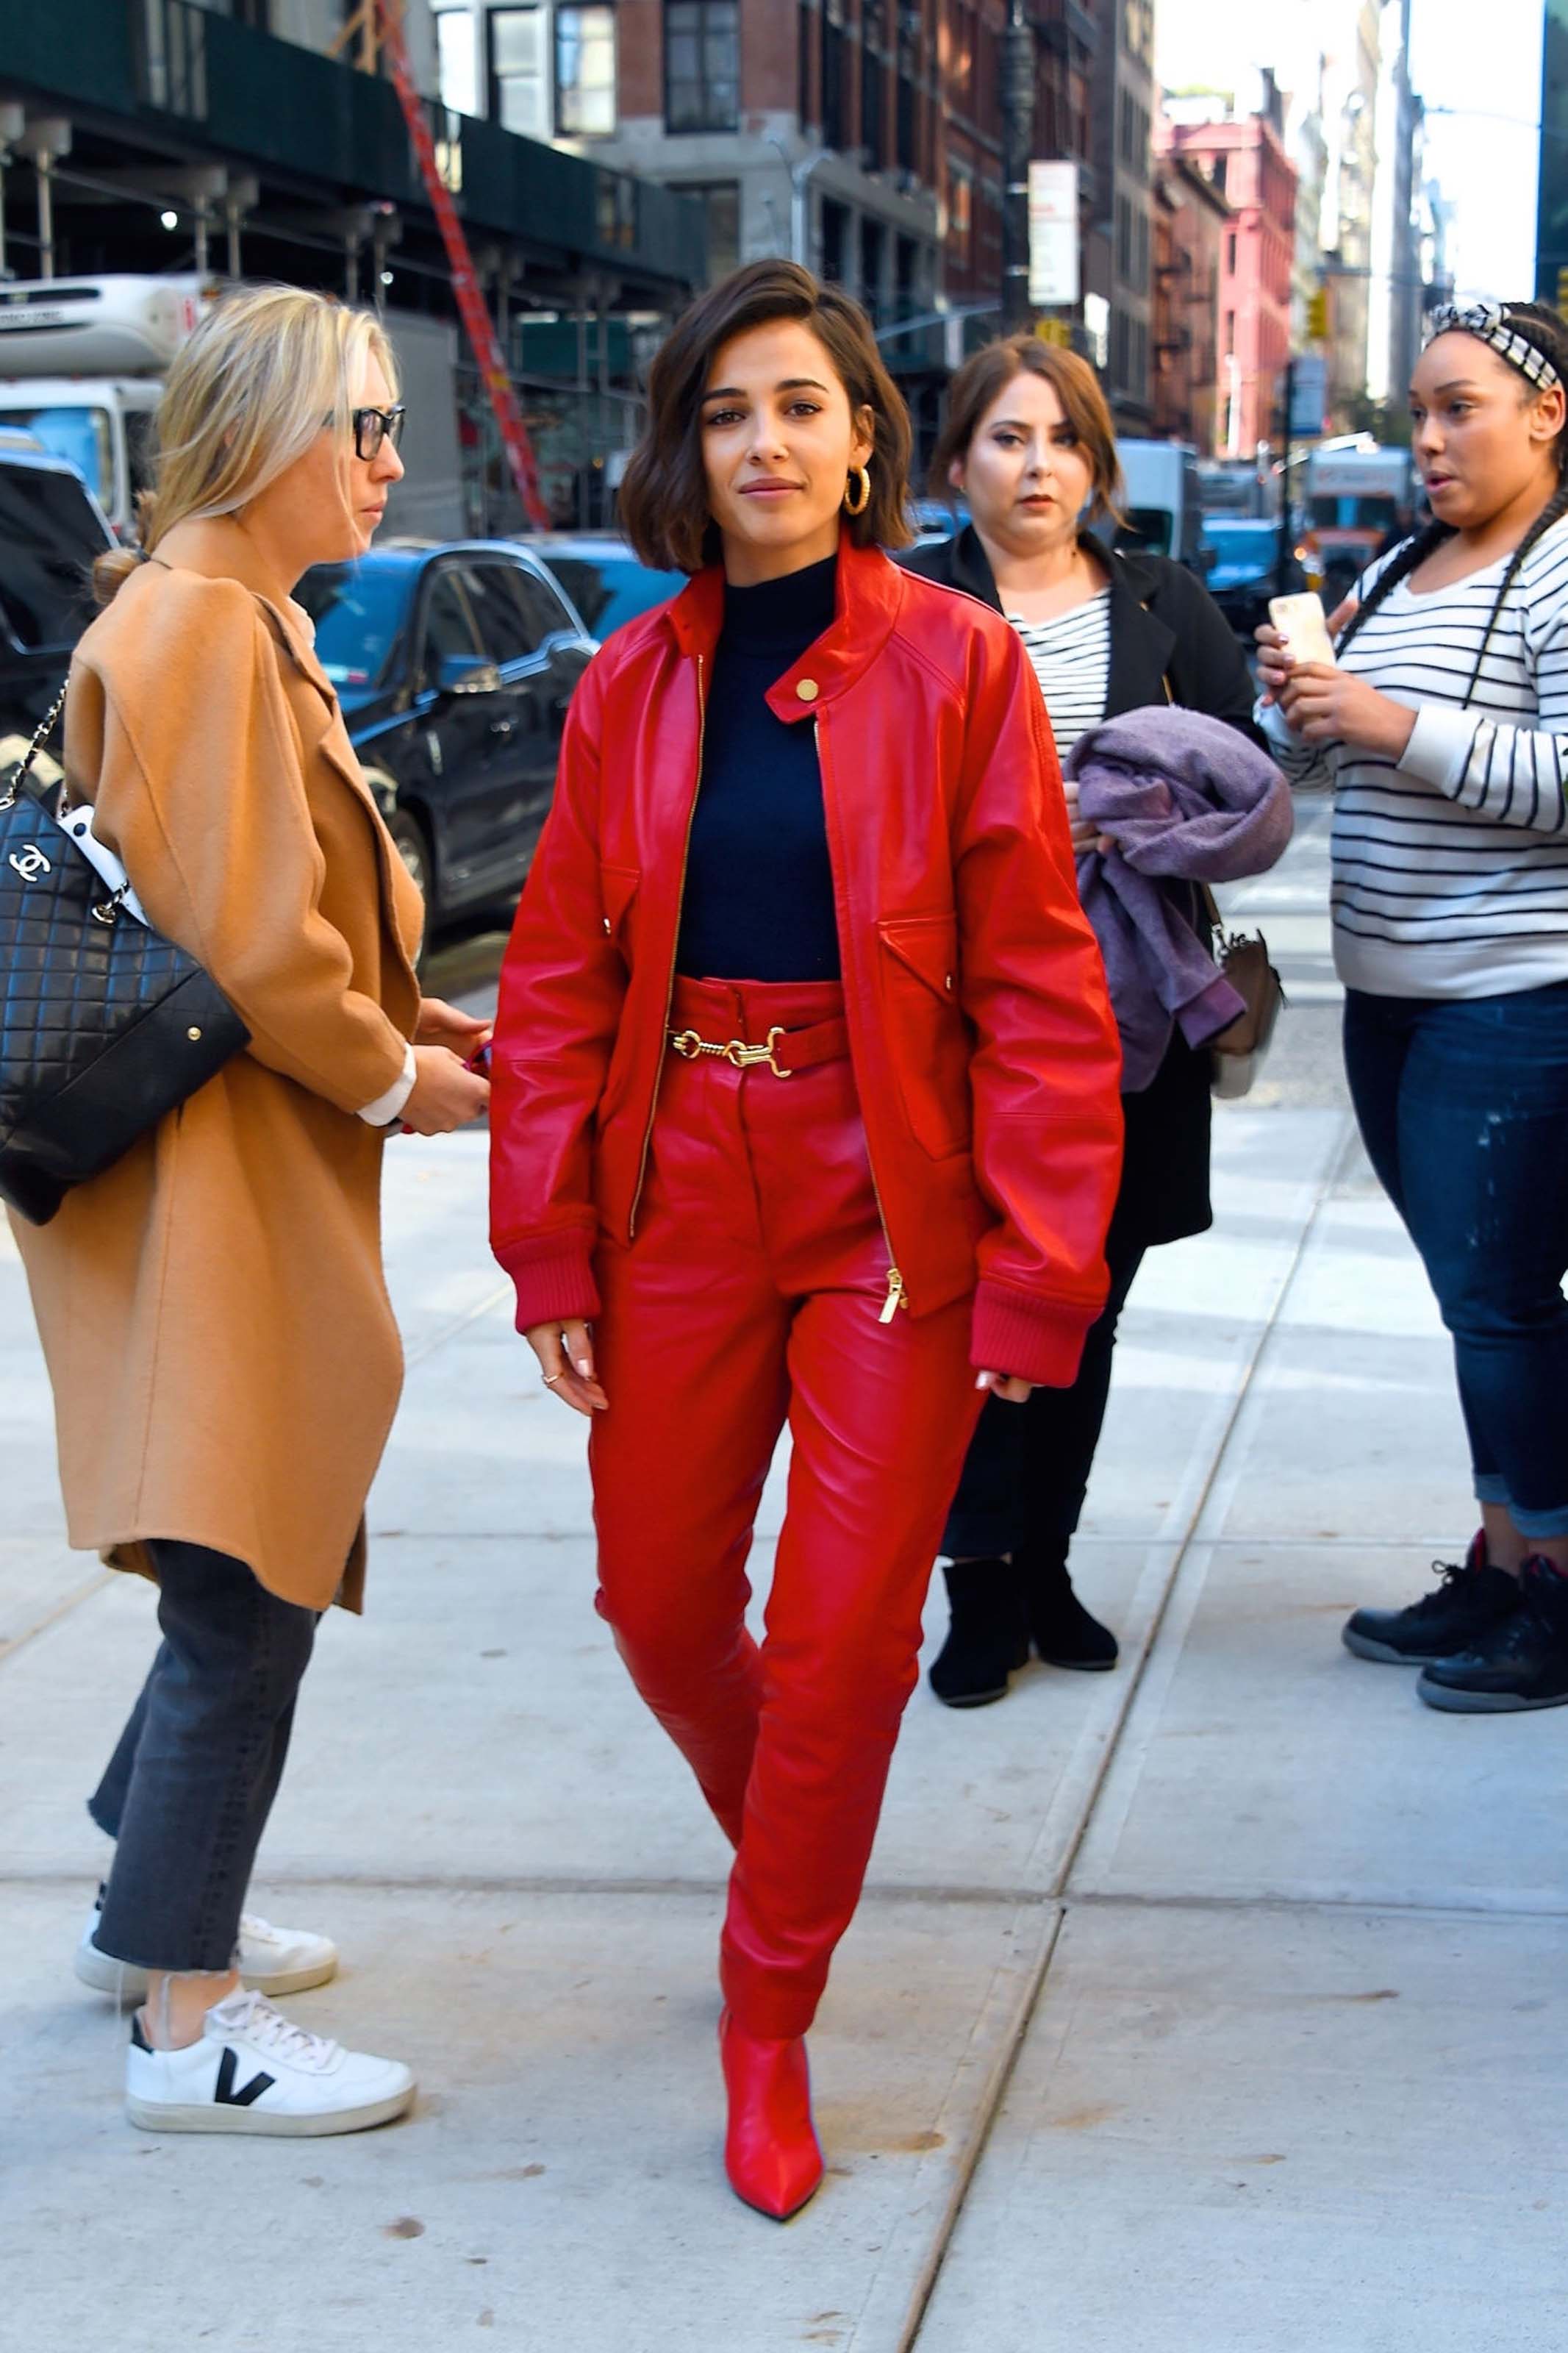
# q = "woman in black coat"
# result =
<box><xmin>900</xmin><ymin>336</ymin><xmax>1267</xmax><ymax>1706</ymax></box>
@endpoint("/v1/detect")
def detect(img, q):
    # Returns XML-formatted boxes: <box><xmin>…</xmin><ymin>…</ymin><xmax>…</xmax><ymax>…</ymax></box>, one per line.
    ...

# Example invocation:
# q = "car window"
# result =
<box><xmin>460</xmin><ymin>561</ymin><xmax>538</xmax><ymax>666</ymax></box>
<box><xmin>420</xmin><ymin>567</ymin><xmax>484</xmax><ymax>685</ymax></box>
<box><xmin>510</xmin><ymin>560</ymin><xmax>579</xmax><ymax>649</ymax></box>
<box><xmin>296</xmin><ymin>561</ymin><xmax>411</xmax><ymax>692</ymax></box>
<box><xmin>1</xmin><ymin>407</ymin><xmax>114</xmax><ymax>508</ymax></box>
<box><xmin>0</xmin><ymin>460</ymin><xmax>110</xmax><ymax>653</ymax></box>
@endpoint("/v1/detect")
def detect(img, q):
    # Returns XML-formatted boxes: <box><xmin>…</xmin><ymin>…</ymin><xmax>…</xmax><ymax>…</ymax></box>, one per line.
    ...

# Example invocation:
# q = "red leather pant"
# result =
<box><xmin>590</xmin><ymin>976</ymin><xmax>984</xmax><ymax>2038</ymax></box>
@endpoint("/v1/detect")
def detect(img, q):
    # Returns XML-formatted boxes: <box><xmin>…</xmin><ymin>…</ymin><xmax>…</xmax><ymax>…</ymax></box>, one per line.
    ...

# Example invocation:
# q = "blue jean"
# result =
<box><xmin>88</xmin><ymin>1542</ymin><xmax>318</xmax><ymax>1972</ymax></box>
<box><xmin>1343</xmin><ymin>982</ymin><xmax>1568</xmax><ymax>1541</ymax></box>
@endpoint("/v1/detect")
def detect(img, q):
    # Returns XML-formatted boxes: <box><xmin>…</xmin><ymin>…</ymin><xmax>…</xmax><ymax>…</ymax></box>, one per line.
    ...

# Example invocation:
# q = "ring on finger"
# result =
<box><xmin>542</xmin><ymin>1371</ymin><xmax>564</xmax><ymax>1388</ymax></box>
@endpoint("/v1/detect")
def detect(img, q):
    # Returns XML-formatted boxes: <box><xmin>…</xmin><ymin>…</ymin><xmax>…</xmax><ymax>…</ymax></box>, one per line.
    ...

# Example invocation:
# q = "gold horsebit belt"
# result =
<box><xmin>667</xmin><ymin>1013</ymin><xmax>851</xmax><ymax>1081</ymax></box>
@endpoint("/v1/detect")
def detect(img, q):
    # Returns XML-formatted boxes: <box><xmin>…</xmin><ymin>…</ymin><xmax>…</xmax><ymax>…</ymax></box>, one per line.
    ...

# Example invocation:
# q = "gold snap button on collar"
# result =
<box><xmin>795</xmin><ymin>677</ymin><xmax>820</xmax><ymax>703</ymax></box>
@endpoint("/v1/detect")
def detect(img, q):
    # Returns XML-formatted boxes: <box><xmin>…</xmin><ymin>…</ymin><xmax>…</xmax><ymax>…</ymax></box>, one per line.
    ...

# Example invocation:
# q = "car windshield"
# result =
<box><xmin>1114</xmin><ymin>507</ymin><xmax>1173</xmax><ymax>558</ymax></box>
<box><xmin>1310</xmin><ymin>493</ymin><xmax>1398</xmax><ymax>530</ymax></box>
<box><xmin>0</xmin><ymin>406</ymin><xmax>114</xmax><ymax>507</ymax></box>
<box><xmin>542</xmin><ymin>551</ymin><xmax>684</xmax><ymax>638</ymax></box>
<box><xmin>295</xmin><ymin>562</ymin><xmax>410</xmax><ymax>691</ymax></box>
<box><xmin>1203</xmin><ymin>524</ymin><xmax>1274</xmax><ymax>566</ymax></box>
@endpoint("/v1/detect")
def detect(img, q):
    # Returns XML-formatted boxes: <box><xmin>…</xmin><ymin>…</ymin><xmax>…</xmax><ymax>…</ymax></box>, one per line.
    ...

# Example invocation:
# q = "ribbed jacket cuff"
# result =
<box><xmin>495</xmin><ymin>1232</ymin><xmax>602</xmax><ymax>1334</ymax></box>
<box><xmin>972</xmin><ymin>1280</ymin><xmax>1096</xmax><ymax>1390</ymax></box>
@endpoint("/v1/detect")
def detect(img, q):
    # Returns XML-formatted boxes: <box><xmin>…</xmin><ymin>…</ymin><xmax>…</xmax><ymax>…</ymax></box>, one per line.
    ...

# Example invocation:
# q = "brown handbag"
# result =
<box><xmin>1200</xmin><ymin>888</ymin><xmax>1286</xmax><ymax>1099</ymax></box>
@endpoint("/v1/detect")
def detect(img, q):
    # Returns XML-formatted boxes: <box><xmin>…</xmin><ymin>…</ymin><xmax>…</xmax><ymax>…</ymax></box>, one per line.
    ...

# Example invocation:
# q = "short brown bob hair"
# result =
<box><xmin>618</xmin><ymin>260</ymin><xmax>914</xmax><ymax>573</ymax></box>
<box><xmin>930</xmin><ymin>335</ymin><xmax>1123</xmax><ymax>523</ymax></box>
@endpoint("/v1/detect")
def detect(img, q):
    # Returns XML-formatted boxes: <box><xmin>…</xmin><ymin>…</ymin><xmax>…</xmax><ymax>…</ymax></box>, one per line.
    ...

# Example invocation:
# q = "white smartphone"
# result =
<box><xmin>1268</xmin><ymin>591</ymin><xmax>1336</xmax><ymax>667</ymax></box>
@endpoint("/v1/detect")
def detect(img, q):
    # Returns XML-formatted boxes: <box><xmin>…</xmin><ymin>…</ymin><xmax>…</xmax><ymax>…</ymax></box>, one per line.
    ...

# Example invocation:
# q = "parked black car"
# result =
<box><xmin>1200</xmin><ymin>517</ymin><xmax>1307</xmax><ymax>646</ymax></box>
<box><xmin>296</xmin><ymin>539</ymin><xmax>598</xmax><ymax>929</ymax></box>
<box><xmin>0</xmin><ymin>432</ymin><xmax>115</xmax><ymax>766</ymax></box>
<box><xmin>523</xmin><ymin>533</ymin><xmax>687</xmax><ymax>643</ymax></box>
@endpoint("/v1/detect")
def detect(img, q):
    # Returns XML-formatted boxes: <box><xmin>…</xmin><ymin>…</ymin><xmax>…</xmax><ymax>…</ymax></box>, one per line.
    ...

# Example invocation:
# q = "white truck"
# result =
<box><xmin>0</xmin><ymin>274</ymin><xmax>465</xmax><ymax>540</ymax></box>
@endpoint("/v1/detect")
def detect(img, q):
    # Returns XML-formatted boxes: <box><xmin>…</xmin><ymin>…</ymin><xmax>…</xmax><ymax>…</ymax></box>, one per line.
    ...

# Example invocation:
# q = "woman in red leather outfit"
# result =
<box><xmin>489</xmin><ymin>261</ymin><xmax>1123</xmax><ymax>2219</ymax></box>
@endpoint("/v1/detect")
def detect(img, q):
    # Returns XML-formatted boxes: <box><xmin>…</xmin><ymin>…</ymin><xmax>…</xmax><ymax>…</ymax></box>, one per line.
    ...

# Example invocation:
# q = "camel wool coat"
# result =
<box><xmin>9</xmin><ymin>530</ymin><xmax>425</xmax><ymax>1612</ymax></box>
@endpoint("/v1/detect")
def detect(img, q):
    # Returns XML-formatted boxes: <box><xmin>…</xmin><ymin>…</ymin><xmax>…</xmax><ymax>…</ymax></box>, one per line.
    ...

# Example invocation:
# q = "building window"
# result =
<box><xmin>684</xmin><ymin>179</ymin><xmax>741</xmax><ymax>280</ymax></box>
<box><xmin>821</xmin><ymin>196</ymin><xmax>849</xmax><ymax>284</ymax></box>
<box><xmin>1225</xmin><ymin>229</ymin><xmax>1236</xmax><ymax>275</ymax></box>
<box><xmin>896</xmin><ymin>68</ymin><xmax>917</xmax><ymax>173</ymax></box>
<box><xmin>432</xmin><ymin>0</ymin><xmax>479</xmax><ymax>117</ymax></box>
<box><xmin>1223</xmin><ymin>307</ymin><xmax>1234</xmax><ymax>356</ymax></box>
<box><xmin>490</xmin><ymin>7</ymin><xmax>548</xmax><ymax>138</ymax></box>
<box><xmin>862</xmin><ymin>216</ymin><xmax>886</xmax><ymax>320</ymax></box>
<box><xmin>665</xmin><ymin>0</ymin><xmax>739</xmax><ymax>134</ymax></box>
<box><xmin>950</xmin><ymin>161</ymin><xmax>973</xmax><ymax>242</ymax></box>
<box><xmin>823</xmin><ymin>7</ymin><xmax>847</xmax><ymax>150</ymax></box>
<box><xmin>861</xmin><ymin>31</ymin><xmax>885</xmax><ymax>166</ymax></box>
<box><xmin>557</xmin><ymin>4</ymin><xmax>617</xmax><ymax>137</ymax></box>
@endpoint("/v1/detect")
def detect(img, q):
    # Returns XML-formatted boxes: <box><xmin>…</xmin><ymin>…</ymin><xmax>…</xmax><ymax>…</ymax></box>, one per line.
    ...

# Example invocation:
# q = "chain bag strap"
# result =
<box><xmin>0</xmin><ymin>677</ymin><xmax>251</xmax><ymax>1226</ymax></box>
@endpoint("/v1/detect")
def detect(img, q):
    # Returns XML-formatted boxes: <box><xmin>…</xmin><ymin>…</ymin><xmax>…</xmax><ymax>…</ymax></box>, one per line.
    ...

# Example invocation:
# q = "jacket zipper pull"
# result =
<box><xmin>878</xmin><ymin>1266</ymin><xmax>909</xmax><ymax>1324</ymax></box>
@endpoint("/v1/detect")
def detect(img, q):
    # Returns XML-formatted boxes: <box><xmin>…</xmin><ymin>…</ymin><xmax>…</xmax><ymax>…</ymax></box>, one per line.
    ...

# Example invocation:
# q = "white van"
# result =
<box><xmin>1111</xmin><ymin>438</ymin><xmax>1209</xmax><ymax>574</ymax></box>
<box><xmin>0</xmin><ymin>275</ymin><xmax>215</xmax><ymax>534</ymax></box>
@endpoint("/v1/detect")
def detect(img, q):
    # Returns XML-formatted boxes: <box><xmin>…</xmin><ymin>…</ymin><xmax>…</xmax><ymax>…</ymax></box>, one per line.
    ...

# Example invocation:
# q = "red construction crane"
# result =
<box><xmin>364</xmin><ymin>0</ymin><xmax>552</xmax><ymax>530</ymax></box>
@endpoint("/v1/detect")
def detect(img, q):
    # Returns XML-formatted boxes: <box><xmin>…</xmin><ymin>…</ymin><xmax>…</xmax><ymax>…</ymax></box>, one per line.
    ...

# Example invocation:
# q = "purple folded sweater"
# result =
<box><xmin>1065</xmin><ymin>707</ymin><xmax>1294</xmax><ymax>1092</ymax></box>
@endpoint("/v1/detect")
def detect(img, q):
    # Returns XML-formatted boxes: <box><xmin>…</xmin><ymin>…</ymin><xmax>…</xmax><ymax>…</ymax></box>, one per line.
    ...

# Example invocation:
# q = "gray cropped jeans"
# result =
<box><xmin>87</xmin><ymin>1541</ymin><xmax>318</xmax><ymax>1974</ymax></box>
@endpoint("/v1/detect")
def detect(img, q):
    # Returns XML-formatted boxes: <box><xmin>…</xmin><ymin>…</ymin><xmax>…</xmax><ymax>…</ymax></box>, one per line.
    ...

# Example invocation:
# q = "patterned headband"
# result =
<box><xmin>1425</xmin><ymin>299</ymin><xmax>1563</xmax><ymax>393</ymax></box>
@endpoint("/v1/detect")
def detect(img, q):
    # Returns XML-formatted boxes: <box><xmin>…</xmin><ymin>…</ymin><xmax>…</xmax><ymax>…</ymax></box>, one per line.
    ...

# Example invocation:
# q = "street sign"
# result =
<box><xmin>1027</xmin><ymin>161</ymin><xmax>1079</xmax><ymax>310</ymax></box>
<box><xmin>1291</xmin><ymin>354</ymin><xmax>1327</xmax><ymax>438</ymax></box>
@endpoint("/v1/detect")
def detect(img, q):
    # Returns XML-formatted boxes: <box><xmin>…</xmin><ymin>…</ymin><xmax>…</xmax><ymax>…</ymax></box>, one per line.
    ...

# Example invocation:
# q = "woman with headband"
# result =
<box><xmin>1256</xmin><ymin>299</ymin><xmax>1568</xmax><ymax>1714</ymax></box>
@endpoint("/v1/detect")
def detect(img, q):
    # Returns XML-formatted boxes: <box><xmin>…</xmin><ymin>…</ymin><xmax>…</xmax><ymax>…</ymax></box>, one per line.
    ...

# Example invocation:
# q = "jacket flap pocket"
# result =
<box><xmin>601</xmin><ymin>863</ymin><xmax>640</xmax><ymax>934</ymax></box>
<box><xmin>879</xmin><ymin>913</ymin><xmax>959</xmax><ymax>1002</ymax></box>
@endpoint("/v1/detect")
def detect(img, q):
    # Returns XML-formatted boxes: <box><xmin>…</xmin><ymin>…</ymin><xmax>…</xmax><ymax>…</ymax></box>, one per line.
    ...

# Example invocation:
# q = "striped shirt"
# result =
<box><xmin>1259</xmin><ymin>517</ymin><xmax>1568</xmax><ymax>998</ymax></box>
<box><xmin>1006</xmin><ymin>586</ymin><xmax>1112</xmax><ymax>760</ymax></box>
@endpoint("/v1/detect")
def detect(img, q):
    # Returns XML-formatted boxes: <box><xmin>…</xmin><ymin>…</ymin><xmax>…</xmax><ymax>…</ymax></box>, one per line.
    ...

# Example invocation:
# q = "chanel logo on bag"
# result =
<box><xmin>8</xmin><ymin>843</ymin><xmax>52</xmax><ymax>882</ymax></box>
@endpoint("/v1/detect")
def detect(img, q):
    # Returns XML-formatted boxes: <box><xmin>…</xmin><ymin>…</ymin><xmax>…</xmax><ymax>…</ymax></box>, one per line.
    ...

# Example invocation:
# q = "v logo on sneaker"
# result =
<box><xmin>214</xmin><ymin>2049</ymin><xmax>276</xmax><ymax>2107</ymax></box>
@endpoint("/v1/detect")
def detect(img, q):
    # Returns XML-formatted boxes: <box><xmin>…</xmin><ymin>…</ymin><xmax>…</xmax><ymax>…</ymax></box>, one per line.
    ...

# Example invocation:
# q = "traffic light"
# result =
<box><xmin>1306</xmin><ymin>287</ymin><xmax>1329</xmax><ymax>343</ymax></box>
<box><xmin>1034</xmin><ymin>316</ymin><xmax>1072</xmax><ymax>349</ymax></box>
<box><xmin>1556</xmin><ymin>265</ymin><xmax>1568</xmax><ymax>326</ymax></box>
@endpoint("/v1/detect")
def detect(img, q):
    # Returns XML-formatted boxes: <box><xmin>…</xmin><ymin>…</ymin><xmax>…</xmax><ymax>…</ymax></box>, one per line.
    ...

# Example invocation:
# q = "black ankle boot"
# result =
<box><xmin>1019</xmin><ymin>1546</ymin><xmax>1118</xmax><ymax>1671</ymax></box>
<box><xmin>928</xmin><ymin>1559</ymin><xmax>1030</xmax><ymax>1707</ymax></box>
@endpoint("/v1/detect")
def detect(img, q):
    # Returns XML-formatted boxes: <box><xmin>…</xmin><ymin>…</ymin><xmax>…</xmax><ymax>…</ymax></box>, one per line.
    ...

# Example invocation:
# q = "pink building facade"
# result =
<box><xmin>1157</xmin><ymin>108</ymin><xmax>1296</xmax><ymax>458</ymax></box>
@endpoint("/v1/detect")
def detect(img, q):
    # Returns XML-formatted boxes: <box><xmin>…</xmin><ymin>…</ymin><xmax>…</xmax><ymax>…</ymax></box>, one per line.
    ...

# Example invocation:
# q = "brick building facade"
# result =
<box><xmin>1159</xmin><ymin>101</ymin><xmax>1296</xmax><ymax>460</ymax></box>
<box><xmin>1150</xmin><ymin>148</ymin><xmax>1230</xmax><ymax>454</ymax></box>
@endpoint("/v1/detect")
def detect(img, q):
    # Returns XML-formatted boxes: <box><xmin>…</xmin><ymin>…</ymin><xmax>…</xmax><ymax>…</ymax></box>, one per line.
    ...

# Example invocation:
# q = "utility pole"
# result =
<box><xmin>1276</xmin><ymin>354</ymin><xmax>1295</xmax><ymax>598</ymax></box>
<box><xmin>1001</xmin><ymin>0</ymin><xmax>1035</xmax><ymax>331</ymax></box>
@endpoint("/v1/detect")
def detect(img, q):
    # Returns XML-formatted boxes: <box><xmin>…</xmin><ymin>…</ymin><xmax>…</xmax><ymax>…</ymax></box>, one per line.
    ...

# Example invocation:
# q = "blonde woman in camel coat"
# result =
<box><xmin>10</xmin><ymin>287</ymin><xmax>490</xmax><ymax>2138</ymax></box>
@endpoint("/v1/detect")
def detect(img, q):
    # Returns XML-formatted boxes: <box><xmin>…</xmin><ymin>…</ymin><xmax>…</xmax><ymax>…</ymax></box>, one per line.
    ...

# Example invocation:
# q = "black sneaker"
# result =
<box><xmin>1418</xmin><ymin>1557</ymin><xmax>1568</xmax><ymax>1713</ymax></box>
<box><xmin>928</xmin><ymin>1559</ymin><xmax>1030</xmax><ymax>1708</ymax></box>
<box><xmin>1341</xmin><ymin>1532</ymin><xmax>1519</xmax><ymax>1665</ymax></box>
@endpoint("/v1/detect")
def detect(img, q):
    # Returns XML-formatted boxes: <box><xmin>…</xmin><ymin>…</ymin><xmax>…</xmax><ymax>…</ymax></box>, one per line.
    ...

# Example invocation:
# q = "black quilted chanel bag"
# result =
<box><xmin>0</xmin><ymin>684</ymin><xmax>249</xmax><ymax>1226</ymax></box>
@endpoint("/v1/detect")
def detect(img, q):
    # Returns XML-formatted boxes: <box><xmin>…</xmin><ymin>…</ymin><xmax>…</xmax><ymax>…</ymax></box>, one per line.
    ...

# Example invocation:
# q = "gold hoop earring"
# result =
<box><xmin>843</xmin><ymin>465</ymin><xmax>871</xmax><ymax>517</ymax></box>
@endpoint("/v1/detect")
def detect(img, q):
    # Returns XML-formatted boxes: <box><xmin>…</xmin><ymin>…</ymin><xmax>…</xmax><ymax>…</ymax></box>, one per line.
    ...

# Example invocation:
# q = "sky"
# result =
<box><xmin>1156</xmin><ymin>0</ymin><xmax>1543</xmax><ymax>302</ymax></box>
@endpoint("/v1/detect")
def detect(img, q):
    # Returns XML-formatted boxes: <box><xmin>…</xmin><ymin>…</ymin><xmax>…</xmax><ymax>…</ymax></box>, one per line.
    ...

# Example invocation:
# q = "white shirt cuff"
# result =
<box><xmin>357</xmin><ymin>1041</ymin><xmax>418</xmax><ymax>1126</ymax></box>
<box><xmin>1400</xmin><ymin>704</ymin><xmax>1473</xmax><ymax>792</ymax></box>
<box><xmin>1255</xmin><ymin>695</ymin><xmax>1297</xmax><ymax>749</ymax></box>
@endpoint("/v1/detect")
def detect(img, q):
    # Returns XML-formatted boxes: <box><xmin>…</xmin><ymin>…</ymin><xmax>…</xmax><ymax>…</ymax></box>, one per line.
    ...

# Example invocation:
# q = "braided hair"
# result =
<box><xmin>1334</xmin><ymin>300</ymin><xmax>1568</xmax><ymax>704</ymax></box>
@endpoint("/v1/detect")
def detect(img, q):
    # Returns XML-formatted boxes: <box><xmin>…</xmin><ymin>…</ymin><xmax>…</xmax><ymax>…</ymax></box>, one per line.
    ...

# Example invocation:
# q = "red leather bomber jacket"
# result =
<box><xmin>489</xmin><ymin>530</ymin><xmax>1124</xmax><ymax>1387</ymax></box>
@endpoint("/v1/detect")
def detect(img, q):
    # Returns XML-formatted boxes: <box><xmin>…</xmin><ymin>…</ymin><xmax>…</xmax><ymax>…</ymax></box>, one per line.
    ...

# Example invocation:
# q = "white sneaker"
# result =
<box><xmin>76</xmin><ymin>1886</ymin><xmax>338</xmax><ymax>2002</ymax></box>
<box><xmin>126</xmin><ymin>1989</ymin><xmax>415</xmax><ymax>2137</ymax></box>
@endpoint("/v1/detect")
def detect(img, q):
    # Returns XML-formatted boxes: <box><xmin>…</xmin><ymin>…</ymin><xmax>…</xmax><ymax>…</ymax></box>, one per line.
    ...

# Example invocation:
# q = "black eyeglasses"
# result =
<box><xmin>349</xmin><ymin>404</ymin><xmax>407</xmax><ymax>460</ymax></box>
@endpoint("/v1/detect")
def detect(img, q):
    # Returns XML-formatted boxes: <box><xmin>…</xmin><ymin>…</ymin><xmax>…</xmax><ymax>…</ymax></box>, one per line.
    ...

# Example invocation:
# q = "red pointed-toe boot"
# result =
<box><xmin>718</xmin><ymin>2007</ymin><xmax>825</xmax><ymax>2221</ymax></box>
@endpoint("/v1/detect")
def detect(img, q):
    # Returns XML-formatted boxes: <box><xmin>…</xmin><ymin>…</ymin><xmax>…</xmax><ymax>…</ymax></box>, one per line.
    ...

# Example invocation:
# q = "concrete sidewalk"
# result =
<box><xmin>4</xmin><ymin>821</ymin><xmax>1565</xmax><ymax>2349</ymax></box>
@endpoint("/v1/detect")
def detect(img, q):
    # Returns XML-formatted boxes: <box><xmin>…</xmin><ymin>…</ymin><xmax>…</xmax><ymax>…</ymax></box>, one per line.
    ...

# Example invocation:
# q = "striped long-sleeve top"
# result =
<box><xmin>1259</xmin><ymin>516</ymin><xmax>1568</xmax><ymax>998</ymax></box>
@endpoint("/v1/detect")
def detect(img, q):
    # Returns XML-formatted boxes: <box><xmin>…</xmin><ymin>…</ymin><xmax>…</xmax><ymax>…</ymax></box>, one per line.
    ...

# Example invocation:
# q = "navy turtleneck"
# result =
<box><xmin>675</xmin><ymin>551</ymin><xmax>841</xmax><ymax>982</ymax></box>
